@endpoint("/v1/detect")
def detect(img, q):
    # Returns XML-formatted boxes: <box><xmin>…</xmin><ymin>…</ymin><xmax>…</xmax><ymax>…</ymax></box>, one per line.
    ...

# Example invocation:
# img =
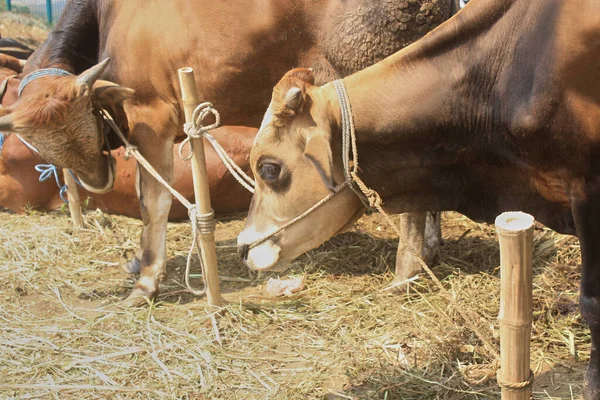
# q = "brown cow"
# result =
<box><xmin>237</xmin><ymin>0</ymin><xmax>600</xmax><ymax>396</ymax></box>
<box><xmin>0</xmin><ymin>53</ymin><xmax>255</xmax><ymax>219</ymax></box>
<box><xmin>0</xmin><ymin>0</ymin><xmax>452</xmax><ymax>305</ymax></box>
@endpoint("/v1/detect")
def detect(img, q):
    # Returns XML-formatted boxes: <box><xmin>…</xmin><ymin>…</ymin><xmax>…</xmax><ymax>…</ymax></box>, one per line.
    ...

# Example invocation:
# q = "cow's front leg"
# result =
<box><xmin>572</xmin><ymin>186</ymin><xmax>600</xmax><ymax>400</ymax></box>
<box><xmin>394</xmin><ymin>212</ymin><xmax>443</xmax><ymax>284</ymax></box>
<box><xmin>124</xmin><ymin>127</ymin><xmax>175</xmax><ymax>307</ymax></box>
<box><xmin>121</xmin><ymin>168</ymin><xmax>147</xmax><ymax>274</ymax></box>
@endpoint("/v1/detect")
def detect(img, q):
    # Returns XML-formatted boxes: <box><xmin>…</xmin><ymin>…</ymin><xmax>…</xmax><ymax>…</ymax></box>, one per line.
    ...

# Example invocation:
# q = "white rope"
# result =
<box><xmin>181</xmin><ymin>102</ymin><xmax>256</xmax><ymax>193</ymax></box>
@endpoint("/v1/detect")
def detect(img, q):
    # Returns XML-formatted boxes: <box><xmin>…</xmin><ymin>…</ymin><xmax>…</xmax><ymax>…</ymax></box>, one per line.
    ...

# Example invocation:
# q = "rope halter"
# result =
<box><xmin>245</xmin><ymin>78</ymin><xmax>368</xmax><ymax>251</ymax></box>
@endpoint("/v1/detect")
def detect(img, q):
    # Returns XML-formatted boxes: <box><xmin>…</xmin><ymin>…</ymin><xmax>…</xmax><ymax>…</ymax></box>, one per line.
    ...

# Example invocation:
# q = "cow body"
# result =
<box><xmin>1</xmin><ymin>0</ymin><xmax>452</xmax><ymax>305</ymax></box>
<box><xmin>237</xmin><ymin>0</ymin><xmax>600</xmax><ymax>396</ymax></box>
<box><xmin>0</xmin><ymin>38</ymin><xmax>33</xmax><ymax>60</ymax></box>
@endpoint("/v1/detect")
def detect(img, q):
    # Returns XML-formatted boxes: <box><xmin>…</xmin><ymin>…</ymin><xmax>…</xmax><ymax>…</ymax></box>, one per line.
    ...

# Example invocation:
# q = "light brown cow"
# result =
<box><xmin>237</xmin><ymin>0</ymin><xmax>600</xmax><ymax>396</ymax></box>
<box><xmin>0</xmin><ymin>53</ymin><xmax>255</xmax><ymax>219</ymax></box>
<box><xmin>0</xmin><ymin>0</ymin><xmax>452</xmax><ymax>305</ymax></box>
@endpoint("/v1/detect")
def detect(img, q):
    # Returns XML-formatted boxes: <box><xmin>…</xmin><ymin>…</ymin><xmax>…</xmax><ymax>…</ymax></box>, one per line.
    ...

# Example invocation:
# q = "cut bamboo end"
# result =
<box><xmin>495</xmin><ymin>211</ymin><xmax>534</xmax><ymax>234</ymax></box>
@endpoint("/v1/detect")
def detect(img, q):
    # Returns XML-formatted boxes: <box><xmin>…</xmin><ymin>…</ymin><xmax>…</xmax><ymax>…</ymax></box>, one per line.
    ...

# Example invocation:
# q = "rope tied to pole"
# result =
<box><xmin>99</xmin><ymin>107</ymin><xmax>220</xmax><ymax>296</ymax></box>
<box><xmin>181</xmin><ymin>102</ymin><xmax>256</xmax><ymax>193</ymax></box>
<box><xmin>497</xmin><ymin>369</ymin><xmax>534</xmax><ymax>392</ymax></box>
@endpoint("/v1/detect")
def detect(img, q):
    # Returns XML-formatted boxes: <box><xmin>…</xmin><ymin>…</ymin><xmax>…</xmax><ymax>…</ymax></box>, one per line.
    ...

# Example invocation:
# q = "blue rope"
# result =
<box><xmin>35</xmin><ymin>164</ymin><xmax>69</xmax><ymax>204</ymax></box>
<box><xmin>14</xmin><ymin>68</ymin><xmax>87</xmax><ymax>205</ymax></box>
<box><xmin>0</xmin><ymin>133</ymin><xmax>4</xmax><ymax>155</ymax></box>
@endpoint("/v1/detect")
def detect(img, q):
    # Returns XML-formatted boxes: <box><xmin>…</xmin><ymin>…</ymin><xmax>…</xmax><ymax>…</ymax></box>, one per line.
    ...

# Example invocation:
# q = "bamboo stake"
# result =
<box><xmin>177</xmin><ymin>67</ymin><xmax>222</xmax><ymax>307</ymax></box>
<box><xmin>495</xmin><ymin>211</ymin><xmax>534</xmax><ymax>400</ymax></box>
<box><xmin>63</xmin><ymin>169</ymin><xmax>82</xmax><ymax>229</ymax></box>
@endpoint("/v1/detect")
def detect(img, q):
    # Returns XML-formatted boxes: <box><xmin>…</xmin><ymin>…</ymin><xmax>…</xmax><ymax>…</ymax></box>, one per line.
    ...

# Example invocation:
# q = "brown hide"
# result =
<box><xmin>87</xmin><ymin>127</ymin><xmax>256</xmax><ymax>220</ymax></box>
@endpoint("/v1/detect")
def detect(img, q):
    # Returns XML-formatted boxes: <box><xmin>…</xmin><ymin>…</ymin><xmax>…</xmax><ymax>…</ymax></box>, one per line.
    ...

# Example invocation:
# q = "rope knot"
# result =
<box><xmin>179</xmin><ymin>103</ymin><xmax>256</xmax><ymax>192</ymax></box>
<box><xmin>34</xmin><ymin>163</ymin><xmax>69</xmax><ymax>203</ymax></box>
<box><xmin>189</xmin><ymin>208</ymin><xmax>217</xmax><ymax>235</ymax></box>
<box><xmin>124</xmin><ymin>144</ymin><xmax>138</xmax><ymax>161</ymax></box>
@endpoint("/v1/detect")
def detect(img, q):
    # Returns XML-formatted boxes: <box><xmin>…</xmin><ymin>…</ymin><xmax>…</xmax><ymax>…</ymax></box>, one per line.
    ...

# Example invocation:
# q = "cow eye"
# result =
<box><xmin>259</xmin><ymin>163</ymin><xmax>281</xmax><ymax>180</ymax></box>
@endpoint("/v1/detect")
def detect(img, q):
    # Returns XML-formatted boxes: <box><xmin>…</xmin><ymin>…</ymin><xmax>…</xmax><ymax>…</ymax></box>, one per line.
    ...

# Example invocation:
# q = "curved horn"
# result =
<box><xmin>76</xmin><ymin>57</ymin><xmax>111</xmax><ymax>86</ymax></box>
<box><xmin>285</xmin><ymin>87</ymin><xmax>303</xmax><ymax>111</ymax></box>
<box><xmin>0</xmin><ymin>114</ymin><xmax>13</xmax><ymax>132</ymax></box>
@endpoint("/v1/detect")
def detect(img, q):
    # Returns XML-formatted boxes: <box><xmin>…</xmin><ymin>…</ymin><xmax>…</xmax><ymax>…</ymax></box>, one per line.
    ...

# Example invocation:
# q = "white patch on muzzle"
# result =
<box><xmin>238</xmin><ymin>225</ymin><xmax>285</xmax><ymax>271</ymax></box>
<box><xmin>246</xmin><ymin>241</ymin><xmax>283</xmax><ymax>271</ymax></box>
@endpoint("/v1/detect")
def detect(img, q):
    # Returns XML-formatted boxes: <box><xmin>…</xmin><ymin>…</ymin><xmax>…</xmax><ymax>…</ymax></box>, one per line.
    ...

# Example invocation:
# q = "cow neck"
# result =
<box><xmin>334</xmin><ymin>0</ymin><xmax>515</xmax><ymax>153</ymax></box>
<box><xmin>23</xmin><ymin>0</ymin><xmax>100</xmax><ymax>75</ymax></box>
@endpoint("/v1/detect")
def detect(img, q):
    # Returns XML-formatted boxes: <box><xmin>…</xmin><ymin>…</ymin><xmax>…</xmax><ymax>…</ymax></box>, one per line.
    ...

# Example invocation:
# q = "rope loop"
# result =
<box><xmin>461</xmin><ymin>360</ymin><xmax>500</xmax><ymax>385</ymax></box>
<box><xmin>178</xmin><ymin>137</ymin><xmax>193</xmax><ymax>161</ymax></box>
<box><xmin>123</xmin><ymin>144</ymin><xmax>138</xmax><ymax>161</ymax></box>
<box><xmin>497</xmin><ymin>369</ymin><xmax>534</xmax><ymax>391</ymax></box>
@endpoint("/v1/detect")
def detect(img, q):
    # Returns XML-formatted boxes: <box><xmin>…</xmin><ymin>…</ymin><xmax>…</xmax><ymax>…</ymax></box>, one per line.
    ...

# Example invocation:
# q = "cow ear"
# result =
<box><xmin>94</xmin><ymin>81</ymin><xmax>135</xmax><ymax>139</ymax></box>
<box><xmin>94</xmin><ymin>82</ymin><xmax>135</xmax><ymax>105</ymax></box>
<box><xmin>304</xmin><ymin>132</ymin><xmax>336</xmax><ymax>192</ymax></box>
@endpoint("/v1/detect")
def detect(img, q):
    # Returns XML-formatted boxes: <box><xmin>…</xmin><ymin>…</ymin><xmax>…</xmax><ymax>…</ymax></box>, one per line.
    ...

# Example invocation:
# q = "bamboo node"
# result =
<box><xmin>497</xmin><ymin>319</ymin><xmax>532</xmax><ymax>330</ymax></box>
<box><xmin>497</xmin><ymin>369</ymin><xmax>534</xmax><ymax>391</ymax></box>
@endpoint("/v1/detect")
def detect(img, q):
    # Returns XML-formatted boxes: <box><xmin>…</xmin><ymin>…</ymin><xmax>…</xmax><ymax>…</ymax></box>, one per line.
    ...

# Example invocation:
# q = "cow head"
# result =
<box><xmin>0</xmin><ymin>59</ymin><xmax>134</xmax><ymax>193</ymax></box>
<box><xmin>237</xmin><ymin>68</ymin><xmax>364</xmax><ymax>271</ymax></box>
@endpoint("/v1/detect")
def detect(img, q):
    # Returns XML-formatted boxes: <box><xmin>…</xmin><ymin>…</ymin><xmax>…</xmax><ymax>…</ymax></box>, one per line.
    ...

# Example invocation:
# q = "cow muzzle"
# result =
<box><xmin>237</xmin><ymin>228</ymin><xmax>286</xmax><ymax>271</ymax></box>
<box><xmin>77</xmin><ymin>154</ymin><xmax>116</xmax><ymax>194</ymax></box>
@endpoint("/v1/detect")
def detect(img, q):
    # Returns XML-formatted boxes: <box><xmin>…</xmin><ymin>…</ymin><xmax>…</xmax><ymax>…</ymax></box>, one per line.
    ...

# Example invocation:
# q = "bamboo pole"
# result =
<box><xmin>177</xmin><ymin>67</ymin><xmax>222</xmax><ymax>308</ymax></box>
<box><xmin>495</xmin><ymin>211</ymin><xmax>535</xmax><ymax>400</ymax></box>
<box><xmin>63</xmin><ymin>169</ymin><xmax>82</xmax><ymax>229</ymax></box>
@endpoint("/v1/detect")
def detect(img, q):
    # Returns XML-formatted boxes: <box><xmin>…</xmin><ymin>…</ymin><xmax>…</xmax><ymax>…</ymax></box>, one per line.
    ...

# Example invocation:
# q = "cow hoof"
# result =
<box><xmin>583</xmin><ymin>367</ymin><xmax>600</xmax><ymax>400</ymax></box>
<box><xmin>122</xmin><ymin>257</ymin><xmax>141</xmax><ymax>274</ymax></box>
<box><xmin>122</xmin><ymin>286</ymin><xmax>156</xmax><ymax>308</ymax></box>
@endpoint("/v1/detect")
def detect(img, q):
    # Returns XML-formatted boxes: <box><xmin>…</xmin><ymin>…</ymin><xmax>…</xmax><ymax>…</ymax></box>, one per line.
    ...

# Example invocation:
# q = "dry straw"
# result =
<box><xmin>0</xmin><ymin>208</ymin><xmax>586</xmax><ymax>399</ymax></box>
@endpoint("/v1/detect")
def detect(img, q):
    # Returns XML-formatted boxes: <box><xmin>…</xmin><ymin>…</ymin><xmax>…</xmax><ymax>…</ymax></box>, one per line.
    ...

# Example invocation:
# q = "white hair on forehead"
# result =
<box><xmin>254</xmin><ymin>102</ymin><xmax>274</xmax><ymax>146</ymax></box>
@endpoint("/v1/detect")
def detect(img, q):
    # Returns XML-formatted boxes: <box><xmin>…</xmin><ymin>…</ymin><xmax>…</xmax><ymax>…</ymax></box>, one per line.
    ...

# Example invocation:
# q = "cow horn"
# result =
<box><xmin>285</xmin><ymin>87</ymin><xmax>303</xmax><ymax>110</ymax></box>
<box><xmin>0</xmin><ymin>114</ymin><xmax>13</xmax><ymax>131</ymax></box>
<box><xmin>76</xmin><ymin>57</ymin><xmax>111</xmax><ymax>86</ymax></box>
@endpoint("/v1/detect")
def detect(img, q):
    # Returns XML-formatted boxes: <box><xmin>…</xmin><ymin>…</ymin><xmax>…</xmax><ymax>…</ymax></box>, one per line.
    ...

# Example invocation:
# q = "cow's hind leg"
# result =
<box><xmin>572</xmin><ymin>182</ymin><xmax>600</xmax><ymax>400</ymax></box>
<box><xmin>394</xmin><ymin>212</ymin><xmax>443</xmax><ymax>286</ymax></box>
